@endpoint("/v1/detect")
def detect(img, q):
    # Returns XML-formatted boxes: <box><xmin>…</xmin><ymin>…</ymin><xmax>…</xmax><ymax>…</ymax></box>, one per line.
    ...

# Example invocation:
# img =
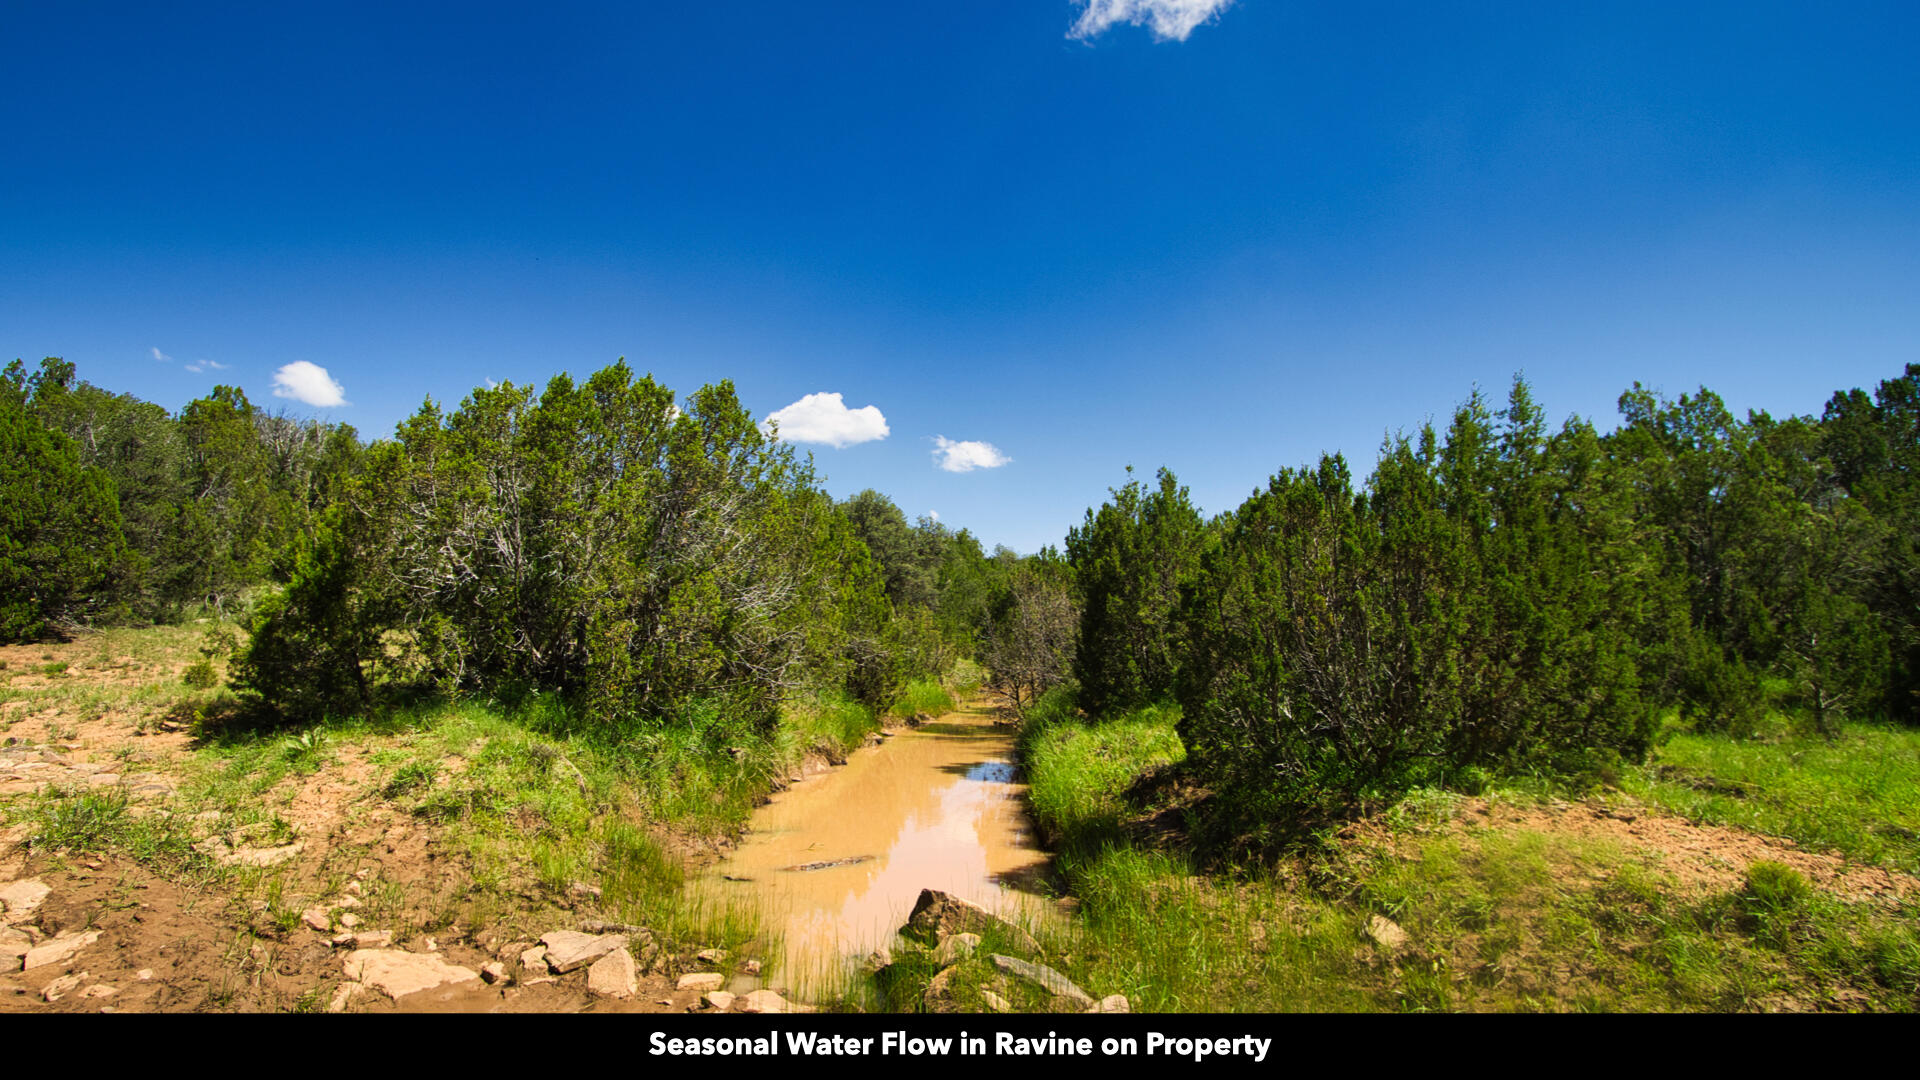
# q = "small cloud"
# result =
<box><xmin>151</xmin><ymin>347</ymin><xmax>172</xmax><ymax>362</ymax></box>
<box><xmin>484</xmin><ymin>378</ymin><xmax>499</xmax><ymax>389</ymax></box>
<box><xmin>928</xmin><ymin>510</ymin><xmax>940</xmax><ymax>522</ymax></box>
<box><xmin>1068</xmin><ymin>0</ymin><xmax>1233</xmax><ymax>42</ymax></box>
<box><xmin>183</xmin><ymin>358</ymin><xmax>228</xmax><ymax>374</ymax></box>
<box><xmin>932</xmin><ymin>436</ymin><xmax>1011</xmax><ymax>473</ymax></box>
<box><xmin>762</xmin><ymin>392</ymin><xmax>889</xmax><ymax>448</ymax></box>
<box><xmin>271</xmin><ymin>360</ymin><xmax>349</xmax><ymax>408</ymax></box>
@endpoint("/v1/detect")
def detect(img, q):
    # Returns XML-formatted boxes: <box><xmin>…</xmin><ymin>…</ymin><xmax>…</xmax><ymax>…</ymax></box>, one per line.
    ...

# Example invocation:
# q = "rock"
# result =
<box><xmin>989</xmin><ymin>954</ymin><xmax>1093</xmax><ymax>1009</ymax></box>
<box><xmin>677</xmin><ymin>972</ymin><xmax>726</xmax><ymax>992</ymax></box>
<box><xmin>921</xmin><ymin>965</ymin><xmax>960</xmax><ymax>1012</ymax></box>
<box><xmin>738</xmin><ymin>989</ymin><xmax>786</xmax><ymax>1014</ymax></box>
<box><xmin>197</xmin><ymin>837</ymin><xmax>303</xmax><ymax>868</ymax></box>
<box><xmin>579</xmin><ymin>919</ymin><xmax>649</xmax><ymax>936</ymax></box>
<box><xmin>519</xmin><ymin>945</ymin><xmax>551</xmax><ymax>974</ymax></box>
<box><xmin>337</xmin><ymin>913</ymin><xmax>359</xmax><ymax>929</ymax></box>
<box><xmin>1087</xmin><ymin>994</ymin><xmax>1130</xmax><ymax>1014</ymax></box>
<box><xmin>0</xmin><ymin>878</ymin><xmax>51</xmax><ymax>920</ymax></box>
<box><xmin>43</xmin><ymin>971</ymin><xmax>86</xmax><ymax>1002</ymax></box>
<box><xmin>80</xmin><ymin>983</ymin><xmax>118</xmax><ymax>999</ymax></box>
<box><xmin>903</xmin><ymin>889</ymin><xmax>1039</xmax><ymax>955</ymax></box>
<box><xmin>586</xmin><ymin>948</ymin><xmax>637</xmax><ymax>999</ymax></box>
<box><xmin>539</xmin><ymin>930</ymin><xmax>627</xmax><ymax>974</ymax></box>
<box><xmin>703</xmin><ymin>990</ymin><xmax>736</xmax><ymax>1011</ymax></box>
<box><xmin>2</xmin><ymin>927</ymin><xmax>30</xmax><ymax>973</ymax></box>
<box><xmin>1366</xmin><ymin>915</ymin><xmax>1410</xmax><ymax>953</ymax></box>
<box><xmin>353</xmin><ymin>930</ymin><xmax>392</xmax><ymax>949</ymax></box>
<box><xmin>862</xmin><ymin>946</ymin><xmax>893</xmax><ymax>975</ymax></box>
<box><xmin>480</xmin><ymin>961</ymin><xmax>508</xmax><ymax>985</ymax></box>
<box><xmin>935</xmin><ymin>932</ymin><xmax>981</xmax><ymax>965</ymax></box>
<box><xmin>25</xmin><ymin>930</ymin><xmax>103</xmax><ymax>971</ymax></box>
<box><xmin>982</xmin><ymin>990</ymin><xmax>1013</xmax><ymax>1013</ymax></box>
<box><xmin>0</xmin><ymin>822</ymin><xmax>33</xmax><ymax>857</ymax></box>
<box><xmin>331</xmin><ymin>932</ymin><xmax>356</xmax><ymax>948</ymax></box>
<box><xmin>695</xmin><ymin>947</ymin><xmax>728</xmax><ymax>964</ymax></box>
<box><xmin>135</xmin><ymin>969</ymin><xmax>154</xmax><ymax>981</ymax></box>
<box><xmin>301</xmin><ymin>906</ymin><xmax>332</xmax><ymax>933</ymax></box>
<box><xmin>341</xmin><ymin>949</ymin><xmax>481</xmax><ymax>1001</ymax></box>
<box><xmin>567</xmin><ymin>881</ymin><xmax>603</xmax><ymax>900</ymax></box>
<box><xmin>740</xmin><ymin>959</ymin><xmax>762</xmax><ymax>976</ymax></box>
<box><xmin>327</xmin><ymin>983</ymin><xmax>365</xmax><ymax>1013</ymax></box>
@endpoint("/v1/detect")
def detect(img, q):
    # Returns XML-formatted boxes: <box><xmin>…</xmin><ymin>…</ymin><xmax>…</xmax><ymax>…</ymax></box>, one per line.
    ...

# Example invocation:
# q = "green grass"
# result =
<box><xmin>1012</xmin><ymin>703</ymin><xmax>1920</xmax><ymax>1012</ymax></box>
<box><xmin>1621</xmin><ymin>719</ymin><xmax>1920</xmax><ymax>874</ymax></box>
<box><xmin>889</xmin><ymin>679</ymin><xmax>954</xmax><ymax>720</ymax></box>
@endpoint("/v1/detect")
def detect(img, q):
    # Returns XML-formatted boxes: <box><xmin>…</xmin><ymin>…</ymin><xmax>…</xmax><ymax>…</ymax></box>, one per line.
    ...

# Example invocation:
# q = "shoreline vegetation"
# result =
<box><xmin>3</xmin><ymin>356</ymin><xmax>1918</xmax><ymax>1011</ymax></box>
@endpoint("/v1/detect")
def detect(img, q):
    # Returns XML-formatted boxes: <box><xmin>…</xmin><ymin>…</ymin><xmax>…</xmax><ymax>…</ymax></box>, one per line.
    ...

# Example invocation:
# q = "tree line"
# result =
<box><xmin>11</xmin><ymin>354</ymin><xmax>1915</xmax><ymax>825</ymax></box>
<box><xmin>2</xmin><ymin>356</ymin><xmax>1055</xmax><ymax>742</ymax></box>
<box><xmin>1001</xmin><ymin>366</ymin><xmax>1920</xmax><ymax>833</ymax></box>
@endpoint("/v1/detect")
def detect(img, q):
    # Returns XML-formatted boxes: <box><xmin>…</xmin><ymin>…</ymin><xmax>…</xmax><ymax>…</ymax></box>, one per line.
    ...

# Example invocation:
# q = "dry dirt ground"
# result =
<box><xmin>0</xmin><ymin>635</ymin><xmax>793</xmax><ymax>1014</ymax></box>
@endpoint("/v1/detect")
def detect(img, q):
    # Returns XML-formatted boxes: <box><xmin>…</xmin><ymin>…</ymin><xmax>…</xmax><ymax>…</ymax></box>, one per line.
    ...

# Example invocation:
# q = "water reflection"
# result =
<box><xmin>698</xmin><ymin>705</ymin><xmax>1053</xmax><ymax>986</ymax></box>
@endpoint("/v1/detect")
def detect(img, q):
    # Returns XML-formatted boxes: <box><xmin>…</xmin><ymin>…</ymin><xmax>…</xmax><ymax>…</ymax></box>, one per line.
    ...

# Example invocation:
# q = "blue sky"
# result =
<box><xmin>5</xmin><ymin>2</ymin><xmax>1917</xmax><ymax>552</ymax></box>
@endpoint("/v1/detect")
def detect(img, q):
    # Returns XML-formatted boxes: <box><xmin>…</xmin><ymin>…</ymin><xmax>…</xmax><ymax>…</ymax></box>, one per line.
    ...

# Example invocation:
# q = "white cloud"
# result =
<box><xmin>928</xmin><ymin>510</ymin><xmax>940</xmax><ymax>522</ymax></box>
<box><xmin>271</xmin><ymin>360</ymin><xmax>349</xmax><ymax>408</ymax></box>
<box><xmin>1068</xmin><ymin>0</ymin><xmax>1234</xmax><ymax>42</ymax></box>
<box><xmin>184</xmin><ymin>358</ymin><xmax>228</xmax><ymax>374</ymax></box>
<box><xmin>762</xmin><ymin>392</ymin><xmax>889</xmax><ymax>448</ymax></box>
<box><xmin>151</xmin><ymin>347</ymin><xmax>172</xmax><ymax>362</ymax></box>
<box><xmin>932</xmin><ymin>435</ymin><xmax>1011</xmax><ymax>473</ymax></box>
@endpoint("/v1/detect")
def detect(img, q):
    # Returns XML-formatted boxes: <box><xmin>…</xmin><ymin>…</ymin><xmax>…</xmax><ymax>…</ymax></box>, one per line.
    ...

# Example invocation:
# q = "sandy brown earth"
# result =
<box><xmin>1335</xmin><ymin>795</ymin><xmax>1920</xmax><ymax>906</ymax></box>
<box><xmin>0</xmin><ymin>636</ymin><xmax>801</xmax><ymax>1014</ymax></box>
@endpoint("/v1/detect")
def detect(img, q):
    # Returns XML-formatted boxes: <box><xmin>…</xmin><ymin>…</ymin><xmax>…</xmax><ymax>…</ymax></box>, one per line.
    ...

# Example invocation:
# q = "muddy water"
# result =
<box><xmin>703</xmin><ymin>703</ymin><xmax>1054</xmax><ymax>985</ymax></box>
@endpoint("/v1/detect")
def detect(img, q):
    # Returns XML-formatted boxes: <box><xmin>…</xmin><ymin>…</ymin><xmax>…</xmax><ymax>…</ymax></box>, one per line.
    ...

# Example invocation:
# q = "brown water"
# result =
<box><xmin>702</xmin><ymin>702</ymin><xmax>1054</xmax><ymax>987</ymax></box>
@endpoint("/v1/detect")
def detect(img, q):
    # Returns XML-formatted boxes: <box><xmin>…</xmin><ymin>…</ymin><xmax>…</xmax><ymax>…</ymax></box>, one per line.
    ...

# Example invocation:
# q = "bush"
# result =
<box><xmin>1744</xmin><ymin>860</ymin><xmax>1812</xmax><ymax>912</ymax></box>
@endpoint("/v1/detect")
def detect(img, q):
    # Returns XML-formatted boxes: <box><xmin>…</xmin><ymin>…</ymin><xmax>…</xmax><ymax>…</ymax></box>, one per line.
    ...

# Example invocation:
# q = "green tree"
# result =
<box><xmin>1067</xmin><ymin>466</ymin><xmax>1207</xmax><ymax>717</ymax></box>
<box><xmin>0</xmin><ymin>363</ymin><xmax>129</xmax><ymax>640</ymax></box>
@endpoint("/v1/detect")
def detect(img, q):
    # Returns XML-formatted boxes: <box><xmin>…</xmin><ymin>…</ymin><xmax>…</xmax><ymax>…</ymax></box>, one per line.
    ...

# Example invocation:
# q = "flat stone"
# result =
<box><xmin>519</xmin><ymin>945</ymin><xmax>550</xmax><ymax>974</ymax></box>
<box><xmin>1366</xmin><ymin>915</ymin><xmax>1410</xmax><ymax>952</ymax></box>
<box><xmin>540</xmin><ymin>930</ymin><xmax>626</xmax><ymax>974</ymax></box>
<box><xmin>0</xmin><ymin>878</ymin><xmax>51</xmax><ymax>919</ymax></box>
<box><xmin>341</xmin><ymin>949</ymin><xmax>481</xmax><ymax>1001</ymax></box>
<box><xmin>902</xmin><ymin>889</ymin><xmax>1040</xmax><ymax>955</ymax></box>
<box><xmin>1</xmin><ymin>928</ymin><xmax>28</xmax><ymax>974</ymax></box>
<box><xmin>740</xmin><ymin>959</ymin><xmax>762</xmax><ymax>975</ymax></box>
<box><xmin>935</xmin><ymin>932</ymin><xmax>981</xmax><ymax>965</ymax></box>
<box><xmin>327</xmin><ymin>983</ymin><xmax>365</xmax><ymax>1013</ymax></box>
<box><xmin>586</xmin><ymin>947</ymin><xmax>637</xmax><ymax>998</ymax></box>
<box><xmin>1088</xmin><ymin>994</ymin><xmax>1130</xmax><ymax>1013</ymax></box>
<box><xmin>480</xmin><ymin>961</ymin><xmax>507</xmax><ymax>984</ymax></box>
<box><xmin>982</xmin><ymin>990</ymin><xmax>1013</xmax><ymax>1013</ymax></box>
<box><xmin>80</xmin><ymin>983</ymin><xmax>118</xmax><ymax>999</ymax></box>
<box><xmin>198</xmin><ymin>838</ymin><xmax>303</xmax><ymax>868</ymax></box>
<box><xmin>703</xmin><ymin>990</ymin><xmax>736</xmax><ymax>1011</ymax></box>
<box><xmin>738</xmin><ymin>989</ymin><xmax>787</xmax><ymax>1014</ymax></box>
<box><xmin>135</xmin><ymin>969</ymin><xmax>154</xmax><ymax>981</ymax></box>
<box><xmin>676</xmin><ymin>972</ymin><xmax>725</xmax><ymax>992</ymax></box>
<box><xmin>43</xmin><ymin>971</ymin><xmax>86</xmax><ymax>1002</ymax></box>
<box><xmin>301</xmin><ymin>906</ymin><xmax>332</xmax><ymax>933</ymax></box>
<box><xmin>353</xmin><ymin>930</ymin><xmax>392</xmax><ymax>949</ymax></box>
<box><xmin>25</xmin><ymin>930</ymin><xmax>102</xmax><ymax>971</ymax></box>
<box><xmin>337</xmin><ymin>912</ymin><xmax>360</xmax><ymax>929</ymax></box>
<box><xmin>989</xmin><ymin>954</ymin><xmax>1093</xmax><ymax>1008</ymax></box>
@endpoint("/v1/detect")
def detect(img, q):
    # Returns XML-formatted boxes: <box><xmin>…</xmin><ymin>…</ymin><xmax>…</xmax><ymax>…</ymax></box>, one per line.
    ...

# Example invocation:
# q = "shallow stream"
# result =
<box><xmin>701</xmin><ymin>702</ymin><xmax>1055</xmax><ymax>988</ymax></box>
